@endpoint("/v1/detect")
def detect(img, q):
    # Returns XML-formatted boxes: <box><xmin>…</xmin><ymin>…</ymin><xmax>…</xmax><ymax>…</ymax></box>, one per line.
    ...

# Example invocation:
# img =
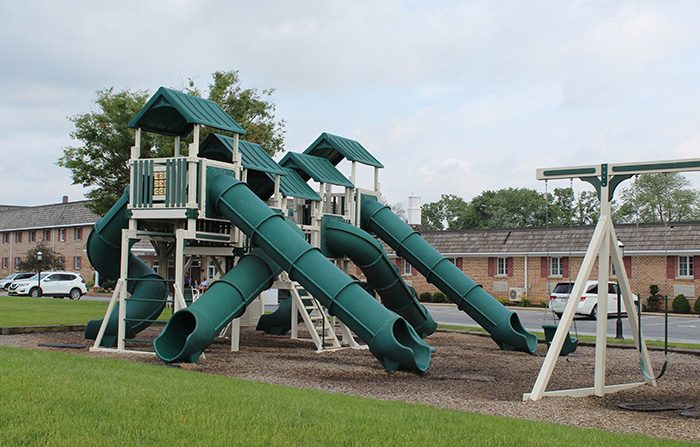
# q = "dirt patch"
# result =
<box><xmin>2</xmin><ymin>328</ymin><xmax>698</xmax><ymax>442</ymax></box>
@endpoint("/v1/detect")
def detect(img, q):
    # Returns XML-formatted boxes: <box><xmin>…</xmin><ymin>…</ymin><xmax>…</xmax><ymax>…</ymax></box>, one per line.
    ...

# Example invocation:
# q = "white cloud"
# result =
<box><xmin>2</xmin><ymin>1</ymin><xmax>700</xmax><ymax>207</ymax></box>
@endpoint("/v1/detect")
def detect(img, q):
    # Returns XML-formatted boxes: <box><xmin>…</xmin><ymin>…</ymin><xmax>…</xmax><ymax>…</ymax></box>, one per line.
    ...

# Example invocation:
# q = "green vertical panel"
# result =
<box><xmin>148</xmin><ymin>159</ymin><xmax>154</xmax><ymax>207</ymax></box>
<box><xmin>196</xmin><ymin>160</ymin><xmax>201</xmax><ymax>208</ymax></box>
<box><xmin>165</xmin><ymin>159</ymin><xmax>171</xmax><ymax>208</ymax></box>
<box><xmin>170</xmin><ymin>159</ymin><xmax>176</xmax><ymax>208</ymax></box>
<box><xmin>174</xmin><ymin>158</ymin><xmax>180</xmax><ymax>207</ymax></box>
<box><xmin>181</xmin><ymin>158</ymin><xmax>187</xmax><ymax>206</ymax></box>
<box><xmin>135</xmin><ymin>160</ymin><xmax>142</xmax><ymax>207</ymax></box>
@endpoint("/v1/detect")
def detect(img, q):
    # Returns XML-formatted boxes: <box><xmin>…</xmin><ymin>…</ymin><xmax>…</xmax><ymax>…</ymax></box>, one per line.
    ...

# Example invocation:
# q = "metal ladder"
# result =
<box><xmin>289</xmin><ymin>282</ymin><xmax>343</xmax><ymax>352</ymax></box>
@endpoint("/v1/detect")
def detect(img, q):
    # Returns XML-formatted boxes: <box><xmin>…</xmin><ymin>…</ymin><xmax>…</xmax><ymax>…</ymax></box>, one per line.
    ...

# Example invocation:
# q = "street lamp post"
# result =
<box><xmin>36</xmin><ymin>251</ymin><xmax>43</xmax><ymax>298</ymax></box>
<box><xmin>615</xmin><ymin>241</ymin><xmax>624</xmax><ymax>339</ymax></box>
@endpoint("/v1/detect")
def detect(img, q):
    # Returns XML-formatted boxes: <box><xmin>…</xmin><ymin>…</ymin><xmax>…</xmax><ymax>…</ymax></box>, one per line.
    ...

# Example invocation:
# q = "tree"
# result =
<box><xmin>58</xmin><ymin>71</ymin><xmax>286</xmax><ymax>281</ymax></box>
<box><xmin>193</xmin><ymin>71</ymin><xmax>286</xmax><ymax>156</ymax></box>
<box><xmin>462</xmin><ymin>188</ymin><xmax>548</xmax><ymax>229</ymax></box>
<box><xmin>17</xmin><ymin>242</ymin><xmax>62</xmax><ymax>272</ymax></box>
<box><xmin>421</xmin><ymin>194</ymin><xmax>469</xmax><ymax>230</ymax></box>
<box><xmin>59</xmin><ymin>71</ymin><xmax>286</xmax><ymax>215</ymax></box>
<box><xmin>619</xmin><ymin>173</ymin><xmax>700</xmax><ymax>223</ymax></box>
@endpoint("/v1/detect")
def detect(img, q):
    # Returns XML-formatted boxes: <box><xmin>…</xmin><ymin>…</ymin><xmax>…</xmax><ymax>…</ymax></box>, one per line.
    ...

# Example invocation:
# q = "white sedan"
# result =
<box><xmin>549</xmin><ymin>280</ymin><xmax>639</xmax><ymax>319</ymax></box>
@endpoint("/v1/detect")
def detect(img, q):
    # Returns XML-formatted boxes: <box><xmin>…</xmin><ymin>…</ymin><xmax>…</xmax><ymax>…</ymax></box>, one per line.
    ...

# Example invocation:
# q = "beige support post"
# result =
<box><xmin>174</xmin><ymin>136</ymin><xmax>181</xmax><ymax>157</ymax></box>
<box><xmin>117</xmin><ymin>229</ymin><xmax>130</xmax><ymax>351</ymax></box>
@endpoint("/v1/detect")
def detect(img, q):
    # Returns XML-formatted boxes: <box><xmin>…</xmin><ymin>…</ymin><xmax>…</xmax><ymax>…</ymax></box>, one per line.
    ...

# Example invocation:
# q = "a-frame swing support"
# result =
<box><xmin>524</xmin><ymin>158</ymin><xmax>700</xmax><ymax>401</ymax></box>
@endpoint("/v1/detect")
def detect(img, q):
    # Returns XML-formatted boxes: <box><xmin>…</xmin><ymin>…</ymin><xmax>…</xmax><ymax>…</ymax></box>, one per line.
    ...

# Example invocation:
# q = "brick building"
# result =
<box><xmin>383</xmin><ymin>222</ymin><xmax>700</xmax><ymax>305</ymax></box>
<box><xmin>0</xmin><ymin>196</ymin><xmax>101</xmax><ymax>282</ymax></box>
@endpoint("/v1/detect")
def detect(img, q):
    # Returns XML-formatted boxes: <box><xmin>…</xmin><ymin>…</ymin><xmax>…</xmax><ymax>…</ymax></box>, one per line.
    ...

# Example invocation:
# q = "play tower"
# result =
<box><xmin>85</xmin><ymin>86</ymin><xmax>535</xmax><ymax>373</ymax></box>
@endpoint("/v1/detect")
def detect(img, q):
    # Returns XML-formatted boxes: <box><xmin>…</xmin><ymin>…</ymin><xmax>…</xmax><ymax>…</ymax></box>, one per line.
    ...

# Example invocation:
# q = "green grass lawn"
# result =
<box><xmin>0</xmin><ymin>346</ymin><xmax>690</xmax><ymax>447</ymax></box>
<box><xmin>0</xmin><ymin>296</ymin><xmax>173</xmax><ymax>327</ymax></box>
<box><xmin>437</xmin><ymin>323</ymin><xmax>700</xmax><ymax>350</ymax></box>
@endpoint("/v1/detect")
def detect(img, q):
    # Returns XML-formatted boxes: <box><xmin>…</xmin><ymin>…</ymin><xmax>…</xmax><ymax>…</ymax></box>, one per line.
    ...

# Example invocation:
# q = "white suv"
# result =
<box><xmin>8</xmin><ymin>271</ymin><xmax>88</xmax><ymax>300</ymax></box>
<box><xmin>549</xmin><ymin>280</ymin><xmax>639</xmax><ymax>319</ymax></box>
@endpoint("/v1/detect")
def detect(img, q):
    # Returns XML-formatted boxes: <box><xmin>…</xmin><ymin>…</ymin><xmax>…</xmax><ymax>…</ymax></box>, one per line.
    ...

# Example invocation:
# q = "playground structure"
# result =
<box><xmin>525</xmin><ymin>159</ymin><xmax>700</xmax><ymax>401</ymax></box>
<box><xmin>84</xmin><ymin>86</ymin><xmax>537</xmax><ymax>373</ymax></box>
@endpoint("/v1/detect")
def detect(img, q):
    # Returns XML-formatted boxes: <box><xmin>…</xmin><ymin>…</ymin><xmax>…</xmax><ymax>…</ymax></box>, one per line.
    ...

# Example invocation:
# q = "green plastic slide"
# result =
<box><xmin>360</xmin><ymin>195</ymin><xmax>537</xmax><ymax>354</ymax></box>
<box><xmin>256</xmin><ymin>290</ymin><xmax>309</xmax><ymax>335</ymax></box>
<box><xmin>204</xmin><ymin>173</ymin><xmax>433</xmax><ymax>372</ymax></box>
<box><xmin>321</xmin><ymin>216</ymin><xmax>437</xmax><ymax>338</ymax></box>
<box><xmin>154</xmin><ymin>250</ymin><xmax>282</xmax><ymax>363</ymax></box>
<box><xmin>84</xmin><ymin>190</ymin><xmax>168</xmax><ymax>347</ymax></box>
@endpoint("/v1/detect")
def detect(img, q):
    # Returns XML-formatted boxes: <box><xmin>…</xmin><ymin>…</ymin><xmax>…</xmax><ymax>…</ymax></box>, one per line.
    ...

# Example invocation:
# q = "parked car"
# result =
<box><xmin>0</xmin><ymin>272</ymin><xmax>34</xmax><ymax>290</ymax></box>
<box><xmin>549</xmin><ymin>280</ymin><xmax>639</xmax><ymax>319</ymax></box>
<box><xmin>8</xmin><ymin>271</ymin><xmax>87</xmax><ymax>299</ymax></box>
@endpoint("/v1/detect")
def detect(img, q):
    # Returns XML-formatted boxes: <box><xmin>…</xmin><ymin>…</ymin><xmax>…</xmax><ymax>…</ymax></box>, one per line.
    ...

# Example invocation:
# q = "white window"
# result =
<box><xmin>496</xmin><ymin>257</ymin><xmax>507</xmax><ymax>276</ymax></box>
<box><xmin>208</xmin><ymin>260</ymin><xmax>217</xmax><ymax>280</ymax></box>
<box><xmin>29</xmin><ymin>230</ymin><xmax>36</xmax><ymax>242</ymax></box>
<box><xmin>59</xmin><ymin>228</ymin><xmax>66</xmax><ymax>241</ymax></box>
<box><xmin>678</xmin><ymin>256</ymin><xmax>694</xmax><ymax>278</ymax></box>
<box><xmin>43</xmin><ymin>229</ymin><xmax>51</xmax><ymax>241</ymax></box>
<box><xmin>549</xmin><ymin>257</ymin><xmax>562</xmax><ymax>277</ymax></box>
<box><xmin>152</xmin><ymin>261</ymin><xmax>159</xmax><ymax>274</ymax></box>
<box><xmin>401</xmin><ymin>259</ymin><xmax>412</xmax><ymax>276</ymax></box>
<box><xmin>1</xmin><ymin>233</ymin><xmax>8</xmax><ymax>243</ymax></box>
<box><xmin>2</xmin><ymin>258</ymin><xmax>7</xmax><ymax>269</ymax></box>
<box><xmin>74</xmin><ymin>256</ymin><xmax>81</xmax><ymax>270</ymax></box>
<box><xmin>14</xmin><ymin>257</ymin><xmax>21</xmax><ymax>268</ymax></box>
<box><xmin>74</xmin><ymin>227</ymin><xmax>83</xmax><ymax>240</ymax></box>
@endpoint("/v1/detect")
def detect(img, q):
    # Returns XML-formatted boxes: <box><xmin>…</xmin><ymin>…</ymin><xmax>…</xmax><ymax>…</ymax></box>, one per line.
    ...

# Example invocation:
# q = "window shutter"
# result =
<box><xmin>540</xmin><ymin>257</ymin><xmax>547</xmax><ymax>277</ymax></box>
<box><xmin>562</xmin><ymin>257</ymin><xmax>569</xmax><ymax>277</ymax></box>
<box><xmin>456</xmin><ymin>257</ymin><xmax>463</xmax><ymax>270</ymax></box>
<box><xmin>412</xmin><ymin>265</ymin><xmax>417</xmax><ymax>276</ymax></box>
<box><xmin>487</xmin><ymin>257</ymin><xmax>494</xmax><ymax>276</ymax></box>
<box><xmin>507</xmin><ymin>257</ymin><xmax>513</xmax><ymax>277</ymax></box>
<box><xmin>695</xmin><ymin>256</ymin><xmax>699</xmax><ymax>279</ymax></box>
<box><xmin>623</xmin><ymin>256</ymin><xmax>632</xmax><ymax>278</ymax></box>
<box><xmin>666</xmin><ymin>256</ymin><xmax>675</xmax><ymax>279</ymax></box>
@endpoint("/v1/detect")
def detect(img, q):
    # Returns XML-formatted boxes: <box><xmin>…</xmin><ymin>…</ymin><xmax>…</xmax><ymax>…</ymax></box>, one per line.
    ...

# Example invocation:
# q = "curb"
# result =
<box><xmin>435</xmin><ymin>328</ymin><xmax>700</xmax><ymax>357</ymax></box>
<box><xmin>0</xmin><ymin>325</ymin><xmax>87</xmax><ymax>335</ymax></box>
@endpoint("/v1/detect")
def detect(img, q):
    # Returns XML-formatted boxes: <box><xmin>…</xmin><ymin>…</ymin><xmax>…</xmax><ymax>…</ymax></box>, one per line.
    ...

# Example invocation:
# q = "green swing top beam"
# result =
<box><xmin>537</xmin><ymin>158</ymin><xmax>700</xmax><ymax>181</ymax></box>
<box><xmin>537</xmin><ymin>158</ymin><xmax>700</xmax><ymax>201</ymax></box>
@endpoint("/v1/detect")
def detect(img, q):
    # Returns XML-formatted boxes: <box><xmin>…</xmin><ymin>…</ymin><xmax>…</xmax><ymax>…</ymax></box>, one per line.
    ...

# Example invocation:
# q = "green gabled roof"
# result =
<box><xmin>265</xmin><ymin>168</ymin><xmax>322</xmax><ymax>201</ymax></box>
<box><xmin>199</xmin><ymin>134</ymin><xmax>285</xmax><ymax>175</ymax></box>
<box><xmin>303</xmin><ymin>132</ymin><xmax>383</xmax><ymax>168</ymax></box>
<box><xmin>128</xmin><ymin>87</ymin><xmax>246</xmax><ymax>137</ymax></box>
<box><xmin>280</xmin><ymin>152</ymin><xmax>354</xmax><ymax>188</ymax></box>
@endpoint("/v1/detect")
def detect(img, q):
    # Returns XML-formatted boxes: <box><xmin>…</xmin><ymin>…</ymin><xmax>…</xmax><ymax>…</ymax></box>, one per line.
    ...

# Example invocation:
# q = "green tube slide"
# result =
<box><xmin>206</xmin><ymin>173</ymin><xmax>433</xmax><ymax>372</ymax></box>
<box><xmin>360</xmin><ymin>195</ymin><xmax>537</xmax><ymax>354</ymax></box>
<box><xmin>84</xmin><ymin>190</ymin><xmax>168</xmax><ymax>347</ymax></box>
<box><xmin>154</xmin><ymin>249</ymin><xmax>282</xmax><ymax>363</ymax></box>
<box><xmin>256</xmin><ymin>290</ymin><xmax>308</xmax><ymax>335</ymax></box>
<box><xmin>322</xmin><ymin>216</ymin><xmax>437</xmax><ymax>338</ymax></box>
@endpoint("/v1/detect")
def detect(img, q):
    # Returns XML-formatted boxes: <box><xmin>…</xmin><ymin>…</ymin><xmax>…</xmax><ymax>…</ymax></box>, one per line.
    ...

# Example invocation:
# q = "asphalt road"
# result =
<box><xmin>425</xmin><ymin>304</ymin><xmax>700</xmax><ymax>344</ymax></box>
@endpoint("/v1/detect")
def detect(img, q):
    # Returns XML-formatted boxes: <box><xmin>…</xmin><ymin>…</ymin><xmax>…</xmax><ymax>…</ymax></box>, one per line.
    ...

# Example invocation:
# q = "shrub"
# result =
<box><xmin>418</xmin><ymin>292</ymin><xmax>433</xmax><ymax>303</ymax></box>
<box><xmin>432</xmin><ymin>291</ymin><xmax>447</xmax><ymax>303</ymax></box>
<box><xmin>694</xmin><ymin>296</ymin><xmax>700</xmax><ymax>314</ymax></box>
<box><xmin>672</xmin><ymin>294</ymin><xmax>690</xmax><ymax>314</ymax></box>
<box><xmin>645</xmin><ymin>284</ymin><xmax>662</xmax><ymax>312</ymax></box>
<box><xmin>518</xmin><ymin>297</ymin><xmax>531</xmax><ymax>307</ymax></box>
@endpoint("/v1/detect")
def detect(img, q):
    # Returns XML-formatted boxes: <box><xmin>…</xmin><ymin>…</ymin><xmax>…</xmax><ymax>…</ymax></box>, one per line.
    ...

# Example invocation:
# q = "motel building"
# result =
<box><xmin>2</xmin><ymin>197</ymin><xmax>699</xmax><ymax>309</ymax></box>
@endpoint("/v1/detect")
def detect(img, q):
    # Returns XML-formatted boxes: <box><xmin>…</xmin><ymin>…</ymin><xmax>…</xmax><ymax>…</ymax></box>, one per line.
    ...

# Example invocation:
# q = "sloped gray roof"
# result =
<box><xmin>0</xmin><ymin>201</ymin><xmax>100</xmax><ymax>231</ymax></box>
<box><xmin>384</xmin><ymin>222</ymin><xmax>700</xmax><ymax>256</ymax></box>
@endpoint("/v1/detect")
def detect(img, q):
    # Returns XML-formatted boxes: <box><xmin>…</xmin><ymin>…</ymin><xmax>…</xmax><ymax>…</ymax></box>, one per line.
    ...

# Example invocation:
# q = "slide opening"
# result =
<box><xmin>392</xmin><ymin>319</ymin><xmax>432</xmax><ymax>373</ymax></box>
<box><xmin>154</xmin><ymin>311</ymin><xmax>197</xmax><ymax>362</ymax></box>
<box><xmin>509</xmin><ymin>312</ymin><xmax>538</xmax><ymax>354</ymax></box>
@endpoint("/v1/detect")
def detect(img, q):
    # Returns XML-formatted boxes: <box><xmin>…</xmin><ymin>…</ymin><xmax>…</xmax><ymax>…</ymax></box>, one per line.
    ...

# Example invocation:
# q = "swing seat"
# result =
<box><xmin>542</xmin><ymin>324</ymin><xmax>579</xmax><ymax>356</ymax></box>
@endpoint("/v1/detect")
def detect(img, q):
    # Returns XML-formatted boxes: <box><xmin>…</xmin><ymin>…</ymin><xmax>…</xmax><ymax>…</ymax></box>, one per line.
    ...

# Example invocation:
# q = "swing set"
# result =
<box><xmin>524</xmin><ymin>158</ymin><xmax>700</xmax><ymax>401</ymax></box>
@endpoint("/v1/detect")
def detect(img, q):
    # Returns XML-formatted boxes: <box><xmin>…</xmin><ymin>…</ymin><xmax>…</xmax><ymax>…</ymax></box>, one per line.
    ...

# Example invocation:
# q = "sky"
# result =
<box><xmin>2</xmin><ymin>0</ymin><xmax>700</xmax><ymax>208</ymax></box>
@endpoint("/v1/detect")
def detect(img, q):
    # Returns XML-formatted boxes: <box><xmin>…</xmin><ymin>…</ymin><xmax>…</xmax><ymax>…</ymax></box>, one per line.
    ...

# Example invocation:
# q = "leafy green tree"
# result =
<box><xmin>421</xmin><ymin>194</ymin><xmax>469</xmax><ymax>230</ymax></box>
<box><xmin>17</xmin><ymin>242</ymin><xmax>62</xmax><ymax>272</ymax></box>
<box><xmin>619</xmin><ymin>173</ymin><xmax>700</xmax><ymax>223</ymax></box>
<box><xmin>462</xmin><ymin>188</ymin><xmax>548</xmax><ymax>229</ymax></box>
<box><xmin>193</xmin><ymin>71</ymin><xmax>285</xmax><ymax>156</ymax></box>
<box><xmin>58</xmin><ymin>71</ymin><xmax>286</xmax><ymax>280</ymax></box>
<box><xmin>59</xmin><ymin>71</ymin><xmax>286</xmax><ymax>215</ymax></box>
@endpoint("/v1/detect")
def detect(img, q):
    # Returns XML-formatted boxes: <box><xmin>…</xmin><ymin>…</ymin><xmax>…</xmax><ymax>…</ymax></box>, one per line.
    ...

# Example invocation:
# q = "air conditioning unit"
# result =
<box><xmin>508</xmin><ymin>287</ymin><xmax>525</xmax><ymax>302</ymax></box>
